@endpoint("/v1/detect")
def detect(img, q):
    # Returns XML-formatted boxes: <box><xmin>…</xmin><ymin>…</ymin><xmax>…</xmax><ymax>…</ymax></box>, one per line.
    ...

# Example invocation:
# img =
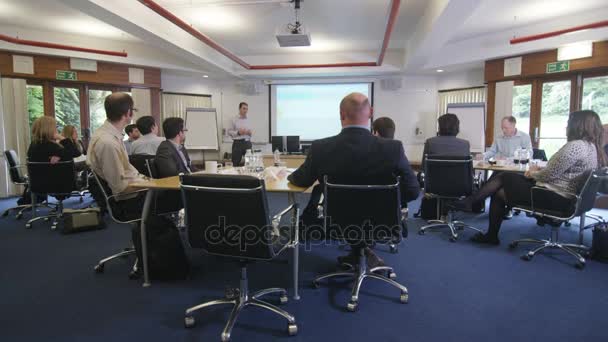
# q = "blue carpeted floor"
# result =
<box><xmin>1</xmin><ymin>193</ymin><xmax>608</xmax><ymax>342</ymax></box>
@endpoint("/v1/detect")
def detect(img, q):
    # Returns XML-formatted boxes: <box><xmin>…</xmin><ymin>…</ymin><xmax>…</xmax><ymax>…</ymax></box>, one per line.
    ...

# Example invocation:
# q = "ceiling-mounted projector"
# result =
<box><xmin>276</xmin><ymin>0</ymin><xmax>310</xmax><ymax>47</ymax></box>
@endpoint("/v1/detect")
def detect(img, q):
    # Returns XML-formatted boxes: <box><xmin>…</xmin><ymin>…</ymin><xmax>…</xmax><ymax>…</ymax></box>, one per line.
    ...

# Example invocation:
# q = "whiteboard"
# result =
<box><xmin>446</xmin><ymin>103</ymin><xmax>486</xmax><ymax>153</ymax></box>
<box><xmin>185</xmin><ymin>108</ymin><xmax>219</xmax><ymax>150</ymax></box>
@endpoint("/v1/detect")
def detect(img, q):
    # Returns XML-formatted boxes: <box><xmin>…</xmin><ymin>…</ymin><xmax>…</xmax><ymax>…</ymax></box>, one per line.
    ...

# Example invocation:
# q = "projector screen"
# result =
<box><xmin>270</xmin><ymin>83</ymin><xmax>373</xmax><ymax>141</ymax></box>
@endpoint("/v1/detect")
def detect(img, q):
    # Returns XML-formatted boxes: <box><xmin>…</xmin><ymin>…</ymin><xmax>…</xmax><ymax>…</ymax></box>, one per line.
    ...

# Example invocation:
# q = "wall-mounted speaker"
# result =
<box><xmin>380</xmin><ymin>78</ymin><xmax>403</xmax><ymax>91</ymax></box>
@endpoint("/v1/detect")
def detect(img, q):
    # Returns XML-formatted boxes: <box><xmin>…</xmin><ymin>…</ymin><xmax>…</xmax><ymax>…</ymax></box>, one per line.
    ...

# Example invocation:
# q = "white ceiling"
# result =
<box><xmin>154</xmin><ymin>0</ymin><xmax>427</xmax><ymax>55</ymax></box>
<box><xmin>0</xmin><ymin>0</ymin><xmax>138</xmax><ymax>42</ymax></box>
<box><xmin>451</xmin><ymin>0</ymin><xmax>608</xmax><ymax>42</ymax></box>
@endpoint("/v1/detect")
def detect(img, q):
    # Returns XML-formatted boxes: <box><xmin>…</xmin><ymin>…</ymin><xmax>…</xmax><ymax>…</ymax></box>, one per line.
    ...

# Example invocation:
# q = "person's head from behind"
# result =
<box><xmin>136</xmin><ymin>116</ymin><xmax>158</xmax><ymax>136</ymax></box>
<box><xmin>31</xmin><ymin>116</ymin><xmax>58</xmax><ymax>144</ymax></box>
<box><xmin>372</xmin><ymin>117</ymin><xmax>395</xmax><ymax>139</ymax></box>
<box><xmin>567</xmin><ymin>110</ymin><xmax>606</xmax><ymax>166</ymax></box>
<box><xmin>125</xmin><ymin>124</ymin><xmax>140</xmax><ymax>141</ymax></box>
<box><xmin>62</xmin><ymin>125</ymin><xmax>78</xmax><ymax>142</ymax></box>
<box><xmin>104</xmin><ymin>92</ymin><xmax>135</xmax><ymax>128</ymax></box>
<box><xmin>501</xmin><ymin>116</ymin><xmax>517</xmax><ymax>137</ymax></box>
<box><xmin>340</xmin><ymin>92</ymin><xmax>371</xmax><ymax>127</ymax></box>
<box><xmin>239</xmin><ymin>102</ymin><xmax>248</xmax><ymax>117</ymax></box>
<box><xmin>163</xmin><ymin>117</ymin><xmax>186</xmax><ymax>145</ymax></box>
<box><xmin>437</xmin><ymin>113</ymin><xmax>460</xmax><ymax>136</ymax></box>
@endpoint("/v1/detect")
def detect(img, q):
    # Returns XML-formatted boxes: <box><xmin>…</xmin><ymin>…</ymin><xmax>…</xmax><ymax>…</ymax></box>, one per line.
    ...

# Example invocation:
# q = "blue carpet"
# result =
<box><xmin>1</xmin><ymin>193</ymin><xmax>608</xmax><ymax>342</ymax></box>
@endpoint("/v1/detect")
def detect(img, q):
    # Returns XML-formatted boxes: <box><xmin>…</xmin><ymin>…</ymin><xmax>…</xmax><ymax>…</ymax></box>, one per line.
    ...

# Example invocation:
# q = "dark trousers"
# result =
<box><xmin>472</xmin><ymin>172</ymin><xmax>535</xmax><ymax>238</ymax></box>
<box><xmin>231</xmin><ymin>139</ymin><xmax>252</xmax><ymax>166</ymax></box>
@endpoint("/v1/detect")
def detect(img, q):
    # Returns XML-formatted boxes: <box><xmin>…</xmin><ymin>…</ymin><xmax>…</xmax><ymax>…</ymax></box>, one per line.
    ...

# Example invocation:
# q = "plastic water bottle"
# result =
<box><xmin>255</xmin><ymin>150</ymin><xmax>264</xmax><ymax>173</ymax></box>
<box><xmin>244</xmin><ymin>149</ymin><xmax>253</xmax><ymax>173</ymax></box>
<box><xmin>274</xmin><ymin>149</ymin><xmax>281</xmax><ymax>166</ymax></box>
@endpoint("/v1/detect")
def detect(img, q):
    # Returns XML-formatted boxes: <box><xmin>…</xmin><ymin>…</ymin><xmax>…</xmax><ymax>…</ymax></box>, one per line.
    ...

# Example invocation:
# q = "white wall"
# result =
<box><xmin>437</xmin><ymin>68</ymin><xmax>484</xmax><ymax>90</ymax></box>
<box><xmin>161</xmin><ymin>71</ymin><xmax>440</xmax><ymax>163</ymax></box>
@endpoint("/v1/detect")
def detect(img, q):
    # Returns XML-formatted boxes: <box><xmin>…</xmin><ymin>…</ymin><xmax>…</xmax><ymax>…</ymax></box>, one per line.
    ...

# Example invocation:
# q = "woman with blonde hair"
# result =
<box><xmin>60</xmin><ymin>125</ymin><xmax>84</xmax><ymax>158</ymax></box>
<box><xmin>27</xmin><ymin>116</ymin><xmax>70</xmax><ymax>163</ymax></box>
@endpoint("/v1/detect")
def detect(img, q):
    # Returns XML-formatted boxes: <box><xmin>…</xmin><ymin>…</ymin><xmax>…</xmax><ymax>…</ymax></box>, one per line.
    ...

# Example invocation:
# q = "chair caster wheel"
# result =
<box><xmin>221</xmin><ymin>332</ymin><xmax>231</xmax><ymax>342</ymax></box>
<box><xmin>576</xmin><ymin>261</ymin><xmax>585</xmax><ymax>270</ymax></box>
<box><xmin>389</xmin><ymin>245</ymin><xmax>398</xmax><ymax>253</ymax></box>
<box><xmin>521</xmin><ymin>254</ymin><xmax>532</xmax><ymax>261</ymax></box>
<box><xmin>280</xmin><ymin>294</ymin><xmax>288</xmax><ymax>305</ymax></box>
<box><xmin>287</xmin><ymin>323</ymin><xmax>298</xmax><ymax>336</ymax></box>
<box><xmin>400</xmin><ymin>292</ymin><xmax>409</xmax><ymax>304</ymax></box>
<box><xmin>449</xmin><ymin>236</ymin><xmax>457</xmax><ymax>242</ymax></box>
<box><xmin>51</xmin><ymin>224</ymin><xmax>58</xmax><ymax>230</ymax></box>
<box><xmin>128</xmin><ymin>270</ymin><xmax>140</xmax><ymax>279</ymax></box>
<box><xmin>346</xmin><ymin>301</ymin><xmax>358</xmax><ymax>312</ymax></box>
<box><xmin>184</xmin><ymin>316</ymin><xmax>195</xmax><ymax>328</ymax></box>
<box><xmin>565</xmin><ymin>221</ymin><xmax>571</xmax><ymax>227</ymax></box>
<box><xmin>312</xmin><ymin>281</ymin><xmax>320</xmax><ymax>289</ymax></box>
<box><xmin>25</xmin><ymin>223</ymin><xmax>32</xmax><ymax>229</ymax></box>
<box><xmin>94</xmin><ymin>264</ymin><xmax>104</xmax><ymax>273</ymax></box>
<box><xmin>388</xmin><ymin>272</ymin><xmax>397</xmax><ymax>280</ymax></box>
<box><xmin>418</xmin><ymin>230</ymin><xmax>425</xmax><ymax>235</ymax></box>
<box><xmin>509</xmin><ymin>242</ymin><xmax>517</xmax><ymax>250</ymax></box>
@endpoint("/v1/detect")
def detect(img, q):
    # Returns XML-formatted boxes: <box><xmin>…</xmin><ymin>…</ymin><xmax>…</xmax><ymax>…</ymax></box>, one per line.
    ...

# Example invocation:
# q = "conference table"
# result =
<box><xmin>130</xmin><ymin>169</ymin><xmax>309</xmax><ymax>300</ymax></box>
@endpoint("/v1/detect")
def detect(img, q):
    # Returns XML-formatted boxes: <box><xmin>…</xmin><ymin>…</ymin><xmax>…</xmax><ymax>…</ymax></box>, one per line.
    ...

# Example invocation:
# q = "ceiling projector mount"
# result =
<box><xmin>276</xmin><ymin>0</ymin><xmax>311</xmax><ymax>47</ymax></box>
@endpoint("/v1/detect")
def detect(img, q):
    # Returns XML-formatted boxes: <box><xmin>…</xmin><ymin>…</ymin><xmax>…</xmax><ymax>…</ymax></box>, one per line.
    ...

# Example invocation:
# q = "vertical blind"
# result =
<box><xmin>437</xmin><ymin>87</ymin><xmax>487</xmax><ymax>117</ymax></box>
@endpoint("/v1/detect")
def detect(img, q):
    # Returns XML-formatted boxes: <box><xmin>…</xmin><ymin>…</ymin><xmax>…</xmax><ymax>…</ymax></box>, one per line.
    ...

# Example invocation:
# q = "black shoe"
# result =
<box><xmin>470</xmin><ymin>232</ymin><xmax>500</xmax><ymax>245</ymax></box>
<box><xmin>448</xmin><ymin>198</ymin><xmax>473</xmax><ymax>212</ymax></box>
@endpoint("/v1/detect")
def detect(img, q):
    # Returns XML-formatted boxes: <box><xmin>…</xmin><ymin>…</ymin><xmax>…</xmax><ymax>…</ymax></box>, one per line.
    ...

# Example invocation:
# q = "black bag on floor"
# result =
<box><xmin>132</xmin><ymin>215</ymin><xmax>190</xmax><ymax>280</ymax></box>
<box><xmin>591</xmin><ymin>222</ymin><xmax>608</xmax><ymax>262</ymax></box>
<box><xmin>416</xmin><ymin>196</ymin><xmax>438</xmax><ymax>220</ymax></box>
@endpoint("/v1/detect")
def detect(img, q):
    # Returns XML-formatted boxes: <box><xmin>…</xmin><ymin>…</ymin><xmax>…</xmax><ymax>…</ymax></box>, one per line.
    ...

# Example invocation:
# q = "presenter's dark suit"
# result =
<box><xmin>154</xmin><ymin>140</ymin><xmax>197</xmax><ymax>212</ymax></box>
<box><xmin>288</xmin><ymin>127</ymin><xmax>420</xmax><ymax>234</ymax></box>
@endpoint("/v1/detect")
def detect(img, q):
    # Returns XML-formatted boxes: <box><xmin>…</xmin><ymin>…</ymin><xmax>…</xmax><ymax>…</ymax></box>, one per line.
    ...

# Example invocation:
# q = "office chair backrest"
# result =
<box><xmin>424</xmin><ymin>155</ymin><xmax>473</xmax><ymax>198</ymax></box>
<box><xmin>323</xmin><ymin>175</ymin><xmax>402</xmax><ymax>244</ymax></box>
<box><xmin>575</xmin><ymin>168</ymin><xmax>608</xmax><ymax>216</ymax></box>
<box><xmin>4</xmin><ymin>150</ymin><xmax>26</xmax><ymax>184</ymax></box>
<box><xmin>129</xmin><ymin>154</ymin><xmax>154</xmax><ymax>177</ymax></box>
<box><xmin>27</xmin><ymin>161</ymin><xmax>76</xmax><ymax>196</ymax></box>
<box><xmin>533</xmin><ymin>148</ymin><xmax>548</xmax><ymax>161</ymax></box>
<box><xmin>180</xmin><ymin>174</ymin><xmax>276</xmax><ymax>260</ymax></box>
<box><xmin>145</xmin><ymin>158</ymin><xmax>159</xmax><ymax>179</ymax></box>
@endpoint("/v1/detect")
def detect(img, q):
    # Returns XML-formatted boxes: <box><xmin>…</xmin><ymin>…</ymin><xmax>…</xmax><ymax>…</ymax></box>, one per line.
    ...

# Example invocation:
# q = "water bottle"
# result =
<box><xmin>255</xmin><ymin>150</ymin><xmax>264</xmax><ymax>172</ymax></box>
<box><xmin>244</xmin><ymin>149</ymin><xmax>252</xmax><ymax>173</ymax></box>
<box><xmin>274</xmin><ymin>149</ymin><xmax>281</xmax><ymax>166</ymax></box>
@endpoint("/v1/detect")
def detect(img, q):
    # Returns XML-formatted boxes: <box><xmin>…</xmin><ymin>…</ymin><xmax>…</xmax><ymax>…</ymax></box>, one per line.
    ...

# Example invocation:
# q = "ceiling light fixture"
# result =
<box><xmin>557</xmin><ymin>41</ymin><xmax>593</xmax><ymax>61</ymax></box>
<box><xmin>203</xmin><ymin>74</ymin><xmax>209</xmax><ymax>78</ymax></box>
<box><xmin>436</xmin><ymin>69</ymin><xmax>444</xmax><ymax>73</ymax></box>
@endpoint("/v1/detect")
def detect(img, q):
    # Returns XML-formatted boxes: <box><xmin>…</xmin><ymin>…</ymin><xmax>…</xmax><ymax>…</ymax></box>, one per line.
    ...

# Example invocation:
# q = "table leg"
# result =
<box><xmin>141</xmin><ymin>190</ymin><xmax>154</xmax><ymax>288</ymax></box>
<box><xmin>288</xmin><ymin>192</ymin><xmax>300</xmax><ymax>300</ymax></box>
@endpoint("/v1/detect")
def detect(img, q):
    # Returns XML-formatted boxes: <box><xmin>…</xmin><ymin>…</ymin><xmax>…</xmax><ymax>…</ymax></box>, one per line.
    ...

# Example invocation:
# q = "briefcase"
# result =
<box><xmin>591</xmin><ymin>222</ymin><xmax>608</xmax><ymax>262</ymax></box>
<box><xmin>61</xmin><ymin>208</ymin><xmax>105</xmax><ymax>234</ymax></box>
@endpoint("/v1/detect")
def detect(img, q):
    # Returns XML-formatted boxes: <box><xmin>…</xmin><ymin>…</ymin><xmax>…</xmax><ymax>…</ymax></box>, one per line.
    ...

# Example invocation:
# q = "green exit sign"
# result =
<box><xmin>56</xmin><ymin>70</ymin><xmax>78</xmax><ymax>81</ymax></box>
<box><xmin>546</xmin><ymin>61</ymin><xmax>570</xmax><ymax>73</ymax></box>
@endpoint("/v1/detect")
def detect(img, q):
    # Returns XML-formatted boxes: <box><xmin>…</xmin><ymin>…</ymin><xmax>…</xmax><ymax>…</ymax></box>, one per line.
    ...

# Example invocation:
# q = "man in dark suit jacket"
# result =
<box><xmin>155</xmin><ymin>117</ymin><xmax>197</xmax><ymax>178</ymax></box>
<box><xmin>288</xmin><ymin>93</ymin><xmax>420</xmax><ymax>267</ymax></box>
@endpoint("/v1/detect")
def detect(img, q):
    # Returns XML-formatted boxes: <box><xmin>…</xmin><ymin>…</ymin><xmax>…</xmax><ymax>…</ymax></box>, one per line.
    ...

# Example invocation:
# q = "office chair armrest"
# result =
<box><xmin>105</xmin><ymin>188</ymin><xmax>149</xmax><ymax>202</ymax></box>
<box><xmin>271</xmin><ymin>204</ymin><xmax>299</xmax><ymax>243</ymax></box>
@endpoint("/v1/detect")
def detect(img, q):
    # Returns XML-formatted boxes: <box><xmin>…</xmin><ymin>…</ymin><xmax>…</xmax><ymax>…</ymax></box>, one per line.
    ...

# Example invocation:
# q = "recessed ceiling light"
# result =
<box><xmin>203</xmin><ymin>75</ymin><xmax>209</xmax><ymax>78</ymax></box>
<box><xmin>436</xmin><ymin>69</ymin><xmax>444</xmax><ymax>73</ymax></box>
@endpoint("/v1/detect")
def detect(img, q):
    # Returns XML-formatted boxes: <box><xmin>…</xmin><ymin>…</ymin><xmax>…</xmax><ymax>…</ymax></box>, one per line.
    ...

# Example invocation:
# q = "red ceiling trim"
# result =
<box><xmin>0</xmin><ymin>34</ymin><xmax>128</xmax><ymax>57</ymax></box>
<box><xmin>510</xmin><ymin>20</ymin><xmax>608</xmax><ymax>44</ymax></box>
<box><xmin>138</xmin><ymin>0</ymin><xmax>401</xmax><ymax>70</ymax></box>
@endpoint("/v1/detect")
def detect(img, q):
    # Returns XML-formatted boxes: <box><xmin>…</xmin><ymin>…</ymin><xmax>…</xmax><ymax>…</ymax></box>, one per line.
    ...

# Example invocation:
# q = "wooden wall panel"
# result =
<box><xmin>485</xmin><ymin>41</ymin><xmax>608</xmax><ymax>83</ymax></box>
<box><xmin>485</xmin><ymin>82</ymin><xmax>496</xmax><ymax>146</ymax></box>
<box><xmin>0</xmin><ymin>50</ymin><xmax>160</xmax><ymax>88</ymax></box>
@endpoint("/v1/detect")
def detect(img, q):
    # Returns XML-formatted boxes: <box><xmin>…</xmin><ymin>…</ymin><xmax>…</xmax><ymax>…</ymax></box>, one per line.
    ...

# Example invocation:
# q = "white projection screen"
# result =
<box><xmin>270</xmin><ymin>83</ymin><xmax>373</xmax><ymax>141</ymax></box>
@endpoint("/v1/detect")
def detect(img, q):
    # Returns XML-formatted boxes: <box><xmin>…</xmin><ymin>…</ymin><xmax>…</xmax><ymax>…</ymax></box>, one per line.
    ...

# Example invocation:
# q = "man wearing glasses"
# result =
<box><xmin>87</xmin><ymin>93</ymin><xmax>146</xmax><ymax>219</ymax></box>
<box><xmin>155</xmin><ymin>117</ymin><xmax>197</xmax><ymax>178</ymax></box>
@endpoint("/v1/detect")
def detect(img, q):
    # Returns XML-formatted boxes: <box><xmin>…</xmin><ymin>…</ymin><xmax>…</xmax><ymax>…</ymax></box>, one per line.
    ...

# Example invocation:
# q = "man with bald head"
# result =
<box><xmin>289</xmin><ymin>92</ymin><xmax>419</xmax><ymax>267</ymax></box>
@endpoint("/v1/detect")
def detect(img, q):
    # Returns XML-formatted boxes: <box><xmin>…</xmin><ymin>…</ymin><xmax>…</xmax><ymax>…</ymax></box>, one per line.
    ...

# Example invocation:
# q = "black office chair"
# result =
<box><xmin>25</xmin><ymin>161</ymin><xmax>77</xmax><ymax>230</ymax></box>
<box><xmin>509</xmin><ymin>168</ymin><xmax>607</xmax><ymax>269</ymax></box>
<box><xmin>129</xmin><ymin>154</ymin><xmax>155</xmax><ymax>177</ymax></box>
<box><xmin>312</xmin><ymin>175</ymin><xmax>409</xmax><ymax>312</ymax></box>
<box><xmin>90</xmin><ymin>172</ymin><xmax>146</xmax><ymax>276</ymax></box>
<box><xmin>2</xmin><ymin>150</ymin><xmax>37</xmax><ymax>219</ymax></box>
<box><xmin>533</xmin><ymin>148</ymin><xmax>548</xmax><ymax>161</ymax></box>
<box><xmin>180</xmin><ymin>173</ymin><xmax>298</xmax><ymax>342</ymax></box>
<box><xmin>418</xmin><ymin>155</ymin><xmax>482</xmax><ymax>241</ymax></box>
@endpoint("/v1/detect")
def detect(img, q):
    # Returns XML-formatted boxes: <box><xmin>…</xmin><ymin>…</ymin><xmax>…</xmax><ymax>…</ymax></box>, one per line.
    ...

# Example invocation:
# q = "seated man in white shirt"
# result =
<box><xmin>130</xmin><ymin>115</ymin><xmax>165</xmax><ymax>155</ymax></box>
<box><xmin>484</xmin><ymin>116</ymin><xmax>532</xmax><ymax>160</ymax></box>
<box><xmin>87</xmin><ymin>93</ymin><xmax>146</xmax><ymax>219</ymax></box>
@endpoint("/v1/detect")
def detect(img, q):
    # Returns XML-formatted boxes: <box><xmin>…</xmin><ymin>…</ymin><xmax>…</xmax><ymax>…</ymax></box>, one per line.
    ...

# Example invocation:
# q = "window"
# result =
<box><xmin>26</xmin><ymin>85</ymin><xmax>44</xmax><ymax>128</ymax></box>
<box><xmin>538</xmin><ymin>80</ymin><xmax>571</xmax><ymax>158</ymax></box>
<box><xmin>89</xmin><ymin>89</ymin><xmax>112</xmax><ymax>133</ymax></box>
<box><xmin>582</xmin><ymin>75</ymin><xmax>608</xmax><ymax>123</ymax></box>
<box><xmin>54</xmin><ymin>86</ymin><xmax>81</xmax><ymax>133</ymax></box>
<box><xmin>511</xmin><ymin>84</ymin><xmax>532</xmax><ymax>135</ymax></box>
